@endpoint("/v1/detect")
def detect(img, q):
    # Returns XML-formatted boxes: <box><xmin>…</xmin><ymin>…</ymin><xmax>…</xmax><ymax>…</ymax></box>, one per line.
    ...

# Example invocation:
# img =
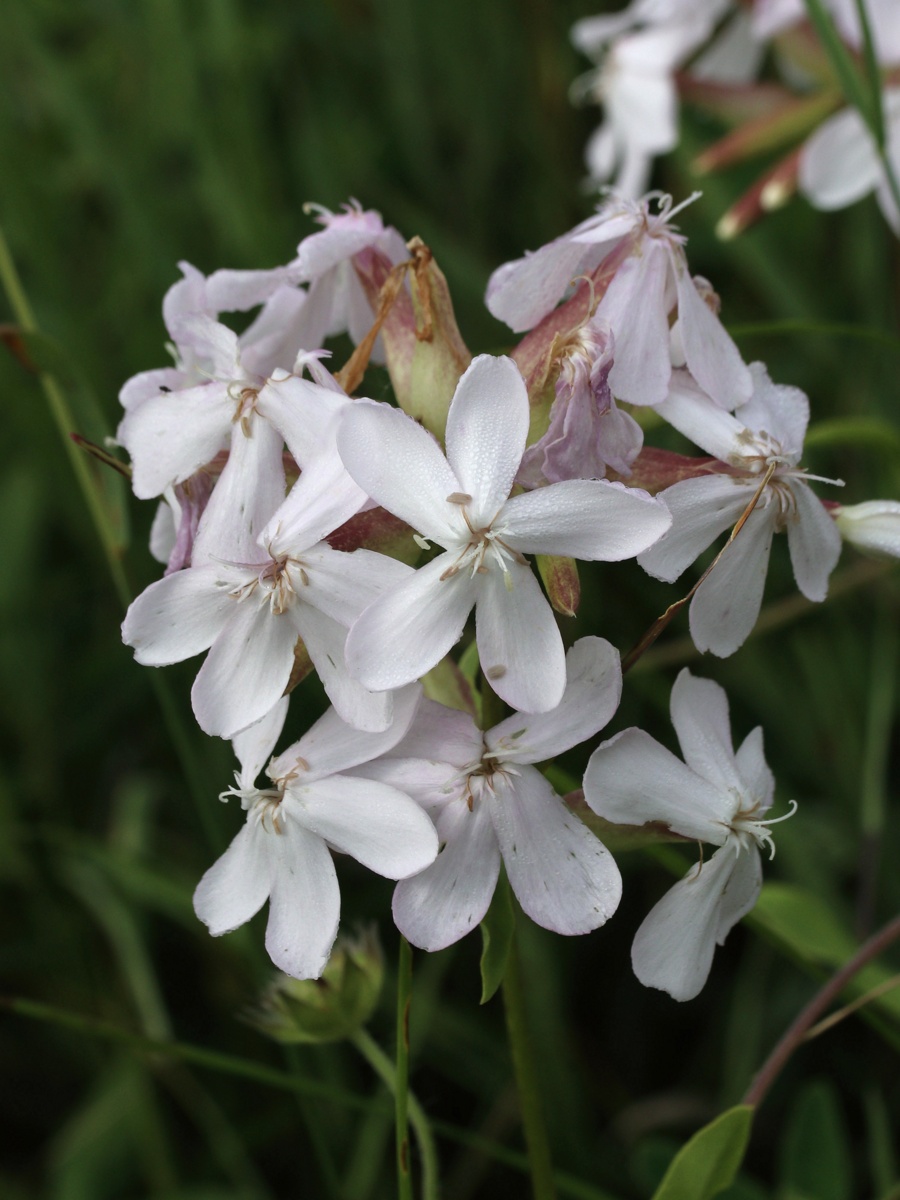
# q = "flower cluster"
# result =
<box><xmin>117</xmin><ymin>195</ymin><xmax>893</xmax><ymax>999</ymax></box>
<box><xmin>571</xmin><ymin>0</ymin><xmax>900</xmax><ymax>233</ymax></box>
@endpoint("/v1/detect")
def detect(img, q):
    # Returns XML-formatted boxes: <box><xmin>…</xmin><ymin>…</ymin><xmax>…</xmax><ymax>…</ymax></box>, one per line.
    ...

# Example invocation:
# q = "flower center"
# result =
<box><xmin>228</xmin><ymin>383</ymin><xmax>261</xmax><ymax>436</ymax></box>
<box><xmin>439</xmin><ymin>496</ymin><xmax>527</xmax><ymax>584</ymax></box>
<box><xmin>228</xmin><ymin>555</ymin><xmax>310</xmax><ymax>615</ymax></box>
<box><xmin>726</xmin><ymin>796</ymin><xmax>798</xmax><ymax>859</ymax></box>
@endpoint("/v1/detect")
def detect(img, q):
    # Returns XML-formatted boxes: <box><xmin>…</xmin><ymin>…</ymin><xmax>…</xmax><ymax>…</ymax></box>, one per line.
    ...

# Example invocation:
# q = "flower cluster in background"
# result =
<box><xmin>117</xmin><ymin>192</ymin><xmax>897</xmax><ymax>999</ymax></box>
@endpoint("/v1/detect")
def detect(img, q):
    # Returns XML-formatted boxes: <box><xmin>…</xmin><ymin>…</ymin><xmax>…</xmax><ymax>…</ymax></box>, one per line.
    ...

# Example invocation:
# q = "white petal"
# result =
<box><xmin>688</xmin><ymin>507</ymin><xmax>774</xmax><ymax>657</ymax></box>
<box><xmin>445</xmin><ymin>356</ymin><xmax>529</xmax><ymax>525</ymax></box>
<box><xmin>638</xmin><ymin>474</ymin><xmax>751</xmax><ymax>583</ymax></box>
<box><xmin>256</xmin><ymin>374</ymin><xmax>348</xmax><ymax>469</ymax></box>
<box><xmin>337</xmin><ymin>401</ymin><xmax>460</xmax><ymax>545</ymax></box>
<box><xmin>600</xmin><ymin>243</ymin><xmax>672</xmax><ymax>407</ymax></box>
<box><xmin>489</xmin><ymin>769</ymin><xmax>622</xmax><ymax>935</ymax></box>
<box><xmin>269</xmin><ymin>684</ymin><xmax>421</xmax><ymax>782</ymax></box>
<box><xmin>385</xmin><ymin>697</ymin><xmax>482</xmax><ymax>768</ymax></box>
<box><xmin>392</xmin><ymin>800</ymin><xmax>501</xmax><ymax>951</ymax></box>
<box><xmin>735</xmin><ymin>727</ymin><xmax>774</xmax><ymax>815</ymax></box>
<box><xmin>264</xmin><ymin>822</ymin><xmax>341</xmax><ymax>979</ymax></box>
<box><xmin>835</xmin><ymin>500</ymin><xmax>900</xmax><ymax>556</ymax></box>
<box><xmin>191</xmin><ymin>415</ymin><xmax>286</xmax><ymax>567</ymax></box>
<box><xmin>287</xmin><ymin>776</ymin><xmax>438</xmax><ymax>878</ymax></box>
<box><xmin>120</xmin><ymin>367</ymin><xmax>186</xmax><ymax>412</ymax></box>
<box><xmin>738</xmin><ymin>363</ymin><xmax>809</xmax><ymax>457</ymax></box>
<box><xmin>654</xmin><ymin>369</ymin><xmax>745</xmax><ymax>459</ymax></box>
<box><xmin>670</xmin><ymin>670</ymin><xmax>742</xmax><ymax>791</ymax></box>
<box><xmin>262</xmin><ymin>449</ymin><xmax>367</xmax><ymax>554</ymax></box>
<box><xmin>488</xmin><ymin>636</ymin><xmax>622</xmax><ymax>762</ymax></box>
<box><xmin>192</xmin><ymin>601</ymin><xmax>299</xmax><ymax>739</ymax></box>
<box><xmin>631</xmin><ymin>843</ymin><xmax>755</xmax><ymax>1001</ymax></box>
<box><xmin>714</xmin><ymin>840</ymin><xmax>763</xmax><ymax>943</ymax></box>
<box><xmin>122</xmin><ymin>566</ymin><xmax>236</xmax><ymax>666</ymax></box>
<box><xmin>474</xmin><ymin>562</ymin><xmax>566</xmax><ymax>714</ymax></box>
<box><xmin>583</xmin><ymin>728</ymin><xmax>734</xmax><ymax>841</ymax></box>
<box><xmin>786</xmin><ymin>481</ymin><xmax>842</xmax><ymax>602</ymax></box>
<box><xmin>118</xmin><ymin>383</ymin><xmax>231</xmax><ymax>499</ymax></box>
<box><xmin>193</xmin><ymin>820</ymin><xmax>274</xmax><ymax>936</ymax></box>
<box><xmin>672</xmin><ymin>254</ymin><xmax>752</xmax><ymax>408</ymax></box>
<box><xmin>233</xmin><ymin>697</ymin><xmax>290</xmax><ymax>788</ymax></box>
<box><xmin>799</xmin><ymin>108</ymin><xmax>882</xmax><ymax>210</ymax></box>
<box><xmin>290</xmin><ymin>603</ymin><xmax>394</xmax><ymax>733</ymax></box>
<box><xmin>345</xmin><ymin>554</ymin><xmax>474</xmax><ymax>691</ymax></box>
<box><xmin>300</xmin><ymin>544</ymin><xmax>414</xmax><ymax>630</ymax></box>
<box><xmin>502</xmin><ymin>479</ymin><xmax>672</xmax><ymax>560</ymax></box>
<box><xmin>484</xmin><ymin>240</ymin><xmax>601</xmax><ymax>333</ymax></box>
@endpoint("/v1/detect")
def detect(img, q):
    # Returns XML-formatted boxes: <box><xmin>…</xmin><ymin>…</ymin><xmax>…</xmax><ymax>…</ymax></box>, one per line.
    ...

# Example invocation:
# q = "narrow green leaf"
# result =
<box><xmin>479</xmin><ymin>872</ymin><xmax>514</xmax><ymax>1004</ymax></box>
<box><xmin>780</xmin><ymin>1081</ymin><xmax>852</xmax><ymax>1200</ymax></box>
<box><xmin>651</xmin><ymin>1106</ymin><xmax>754</xmax><ymax>1200</ymax></box>
<box><xmin>801</xmin><ymin>0</ymin><xmax>875</xmax><ymax>132</ymax></box>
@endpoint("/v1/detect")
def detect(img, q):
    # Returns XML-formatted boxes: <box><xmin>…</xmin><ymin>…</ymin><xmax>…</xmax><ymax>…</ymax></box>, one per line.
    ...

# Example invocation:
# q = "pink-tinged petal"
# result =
<box><xmin>290</xmin><ymin>603</ymin><xmax>393</xmax><ymax>733</ymax></box>
<box><xmin>583</xmin><ymin>728</ymin><xmax>734</xmax><ymax>841</ymax></box>
<box><xmin>256</xmin><ymin>374</ymin><xmax>348</xmax><ymax>469</ymax></box>
<box><xmin>263</xmin><ymin>450</ymin><xmax>367</xmax><ymax>554</ymax></box>
<box><xmin>338</xmin><ymin>401</ymin><xmax>460</xmax><ymax>544</ymax></box>
<box><xmin>671</xmin><ymin>253</ymin><xmax>752</xmax><ymax>408</ymax></box>
<box><xmin>654</xmin><ymin>370</ymin><xmax>746</xmax><ymax>460</ymax></box>
<box><xmin>786</xmin><ymin>481</ymin><xmax>842</xmax><ymax>602</ymax></box>
<box><xmin>300</xmin><ymin>545</ymin><xmax>414</xmax><ymax>629</ymax></box>
<box><xmin>385</xmin><ymin>697</ymin><xmax>482</xmax><ymax>768</ymax></box>
<box><xmin>475</xmin><ymin>562</ymin><xmax>565</xmax><ymax>713</ymax></box>
<box><xmin>239</xmin><ymin>287</ymin><xmax>323</xmax><ymax>379</ymax></box>
<box><xmin>357</xmin><ymin>756</ymin><xmax>466</xmax><ymax>810</ymax></box>
<box><xmin>392</xmin><ymin>801</ymin><xmax>501</xmax><ymax>951</ymax></box>
<box><xmin>191</xmin><ymin>416</ymin><xmax>286</xmax><ymax>567</ymax></box>
<box><xmin>599</xmin><ymin>243</ymin><xmax>672</xmax><ymax>406</ymax></box>
<box><xmin>264</xmin><ymin>823</ymin><xmax>340</xmax><ymax>979</ymax></box>
<box><xmin>799</xmin><ymin>108</ymin><xmax>882</xmax><ymax>210</ymax></box>
<box><xmin>173</xmin><ymin>315</ymin><xmax>241</xmax><ymax>379</ymax></box>
<box><xmin>345</xmin><ymin>554</ymin><xmax>474</xmax><ymax>691</ymax></box>
<box><xmin>638</xmin><ymin>474</ymin><xmax>750</xmax><ymax>582</ymax></box>
<box><xmin>193</xmin><ymin>820</ymin><xmax>274</xmax><ymax>936</ymax></box>
<box><xmin>484</xmin><ymin>240</ymin><xmax>602</xmax><ymax>333</ymax></box>
<box><xmin>287</xmin><ymin>776</ymin><xmax>438</xmax><ymax>879</ymax></box>
<box><xmin>192</xmin><ymin>602</ymin><xmax>299</xmax><ymax>739</ymax></box>
<box><xmin>688</xmin><ymin>507</ymin><xmax>774</xmax><ymax>657</ymax></box>
<box><xmin>737</xmin><ymin>363</ymin><xmax>809</xmax><ymax>458</ymax></box>
<box><xmin>670</xmin><ymin>670</ymin><xmax>743</xmax><ymax>792</ymax></box>
<box><xmin>489</xmin><ymin>769</ymin><xmax>621</xmax><ymax>935</ymax></box>
<box><xmin>118</xmin><ymin>382</ymin><xmax>232</xmax><ymax>499</ymax></box>
<box><xmin>122</xmin><ymin>565</ymin><xmax>237</xmax><ymax>666</ymax></box>
<box><xmin>203</xmin><ymin>266</ymin><xmax>296</xmax><ymax>312</ymax></box>
<box><xmin>631</xmin><ymin>842</ymin><xmax>758</xmax><ymax>1001</ymax></box>
<box><xmin>502</xmin><ymin>478</ymin><xmax>672</xmax><ymax>560</ymax></box>
<box><xmin>735</xmin><ymin>727</ymin><xmax>774</xmax><ymax>816</ymax></box>
<box><xmin>269</xmin><ymin>684</ymin><xmax>421</xmax><ymax>783</ymax></box>
<box><xmin>445</xmin><ymin>356</ymin><xmax>529</xmax><ymax>526</ymax></box>
<box><xmin>149</xmin><ymin>499</ymin><xmax>177</xmax><ymax>565</ymax></box>
<box><xmin>488</xmin><ymin>637</ymin><xmax>622</xmax><ymax>763</ymax></box>
<box><xmin>120</xmin><ymin>367</ymin><xmax>187</xmax><ymax>412</ymax></box>
<box><xmin>233</xmin><ymin>697</ymin><xmax>290</xmax><ymax>788</ymax></box>
<box><xmin>295</xmin><ymin>209</ymin><xmax>391</xmax><ymax>278</ymax></box>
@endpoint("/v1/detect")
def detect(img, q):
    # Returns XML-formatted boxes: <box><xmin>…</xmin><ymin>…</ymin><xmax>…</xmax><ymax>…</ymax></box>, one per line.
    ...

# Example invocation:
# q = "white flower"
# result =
<box><xmin>833</xmin><ymin>499</ymin><xmax>900</xmax><ymax>557</ymax></box>
<box><xmin>639</xmin><ymin>363</ymin><xmax>842</xmax><ymax>656</ymax></box>
<box><xmin>366</xmin><ymin>638</ymin><xmax>623</xmax><ymax>949</ymax></box>
<box><xmin>337</xmin><ymin>355</ymin><xmax>671</xmax><ymax>713</ymax></box>
<box><xmin>583</xmin><ymin>669</ymin><xmax>792</xmax><ymax>1001</ymax></box>
<box><xmin>194</xmin><ymin>688</ymin><xmax>439</xmax><ymax>979</ymax></box>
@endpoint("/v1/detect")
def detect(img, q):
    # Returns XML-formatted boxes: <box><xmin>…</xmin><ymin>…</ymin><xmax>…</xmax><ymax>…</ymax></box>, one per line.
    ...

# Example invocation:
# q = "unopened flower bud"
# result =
<box><xmin>248</xmin><ymin>927</ymin><xmax>384</xmax><ymax>1044</ymax></box>
<box><xmin>833</xmin><ymin>500</ymin><xmax>900</xmax><ymax>558</ymax></box>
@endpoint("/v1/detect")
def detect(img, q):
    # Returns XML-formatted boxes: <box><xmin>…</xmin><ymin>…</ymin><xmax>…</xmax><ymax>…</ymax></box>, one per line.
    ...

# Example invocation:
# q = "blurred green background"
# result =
<box><xmin>1</xmin><ymin>1</ymin><xmax>899</xmax><ymax>1198</ymax></box>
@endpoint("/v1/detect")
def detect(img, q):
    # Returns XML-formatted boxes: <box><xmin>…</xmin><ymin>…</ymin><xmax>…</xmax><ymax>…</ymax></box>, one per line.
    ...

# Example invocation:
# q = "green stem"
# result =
<box><xmin>396</xmin><ymin>936</ymin><xmax>414</xmax><ymax>1200</ymax></box>
<box><xmin>502</xmin><ymin>928</ymin><xmax>557</xmax><ymax>1200</ymax></box>
<box><xmin>351</xmin><ymin>1028</ymin><xmax>440</xmax><ymax>1200</ymax></box>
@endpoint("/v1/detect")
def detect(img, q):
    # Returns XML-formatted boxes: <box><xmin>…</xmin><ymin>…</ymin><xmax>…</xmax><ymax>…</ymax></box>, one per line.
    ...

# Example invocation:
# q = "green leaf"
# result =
<box><xmin>780</xmin><ymin>1080</ymin><xmax>852</xmax><ymax>1200</ymax></box>
<box><xmin>479</xmin><ymin>872</ymin><xmax>514</xmax><ymax>1004</ymax></box>
<box><xmin>651</xmin><ymin>1106</ymin><xmax>754</xmax><ymax>1200</ymax></box>
<box><xmin>804</xmin><ymin>417</ymin><xmax>900</xmax><ymax>456</ymax></box>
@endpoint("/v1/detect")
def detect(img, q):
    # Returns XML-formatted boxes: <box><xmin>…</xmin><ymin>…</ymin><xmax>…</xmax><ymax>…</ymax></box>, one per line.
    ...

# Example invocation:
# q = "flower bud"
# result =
<box><xmin>833</xmin><ymin>500</ymin><xmax>900</xmax><ymax>558</ymax></box>
<box><xmin>248</xmin><ymin>927</ymin><xmax>384</xmax><ymax>1044</ymax></box>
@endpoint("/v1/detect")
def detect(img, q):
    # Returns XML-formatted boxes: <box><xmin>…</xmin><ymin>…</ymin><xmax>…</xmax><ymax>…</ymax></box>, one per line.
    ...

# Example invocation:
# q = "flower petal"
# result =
<box><xmin>264</xmin><ymin>822</ymin><xmax>341</xmax><ymax>979</ymax></box>
<box><xmin>338</xmin><ymin>401</ymin><xmax>460</xmax><ymax>544</ymax></box>
<box><xmin>392</xmin><ymin>800</ymin><xmax>501</xmax><ymax>950</ymax></box>
<box><xmin>672</xmin><ymin>252</ymin><xmax>752</xmax><ymax>408</ymax></box>
<box><xmin>735</xmin><ymin>727</ymin><xmax>775</xmax><ymax>815</ymax></box>
<box><xmin>287</xmin><ymin>775</ymin><xmax>438</xmax><ymax>878</ymax></box>
<box><xmin>502</xmin><ymin>478</ymin><xmax>672</xmax><ymax>560</ymax></box>
<box><xmin>786</xmin><ymin>480</ymin><xmax>842</xmax><ymax>602</ymax></box>
<box><xmin>193</xmin><ymin>820</ymin><xmax>274</xmax><ymax>936</ymax></box>
<box><xmin>118</xmin><ymin>382</ymin><xmax>231</xmax><ymax>499</ymax></box>
<box><xmin>799</xmin><ymin>107</ymin><xmax>882</xmax><ymax>210</ymax></box>
<box><xmin>256</xmin><ymin>374</ymin><xmax>349</xmax><ymax>469</ymax></box>
<box><xmin>475</xmin><ymin>561</ymin><xmax>566</xmax><ymax>713</ymax></box>
<box><xmin>444</xmin><ymin>356</ymin><xmax>529</xmax><ymax>526</ymax></box>
<box><xmin>638</xmin><ymin>474</ymin><xmax>750</xmax><ymax>582</ymax></box>
<box><xmin>488</xmin><ymin>636</ymin><xmax>622</xmax><ymax>762</ymax></box>
<box><xmin>489</xmin><ymin>768</ymin><xmax>621</xmax><ymax>935</ymax></box>
<box><xmin>670</xmin><ymin>669</ymin><xmax>743</xmax><ymax>792</ymax></box>
<box><xmin>233</xmin><ymin>697</ymin><xmax>290</xmax><ymax>788</ymax></box>
<box><xmin>654</xmin><ymin>369</ymin><xmax>745</xmax><ymax>460</ymax></box>
<box><xmin>583</xmin><ymin>728</ymin><xmax>734</xmax><ymax>841</ymax></box>
<box><xmin>300</xmin><ymin>544</ymin><xmax>414</xmax><ymax>630</ymax></box>
<box><xmin>600</xmin><ymin>242</ymin><xmax>672</xmax><ymax>407</ymax></box>
<box><xmin>688</xmin><ymin>507</ymin><xmax>774</xmax><ymax>657</ymax></box>
<box><xmin>122</xmin><ymin>565</ymin><xmax>237</xmax><ymax>666</ymax></box>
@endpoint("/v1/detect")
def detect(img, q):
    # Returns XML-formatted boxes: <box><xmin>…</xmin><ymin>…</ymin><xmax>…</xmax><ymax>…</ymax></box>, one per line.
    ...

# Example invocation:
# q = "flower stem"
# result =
<box><xmin>742</xmin><ymin>910</ymin><xmax>900</xmax><ymax>1108</ymax></box>
<box><xmin>396</xmin><ymin>935</ymin><xmax>414</xmax><ymax>1200</ymax></box>
<box><xmin>502</xmin><ymin>926</ymin><xmax>557</xmax><ymax>1200</ymax></box>
<box><xmin>351</xmin><ymin>1027</ymin><xmax>440</xmax><ymax>1200</ymax></box>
